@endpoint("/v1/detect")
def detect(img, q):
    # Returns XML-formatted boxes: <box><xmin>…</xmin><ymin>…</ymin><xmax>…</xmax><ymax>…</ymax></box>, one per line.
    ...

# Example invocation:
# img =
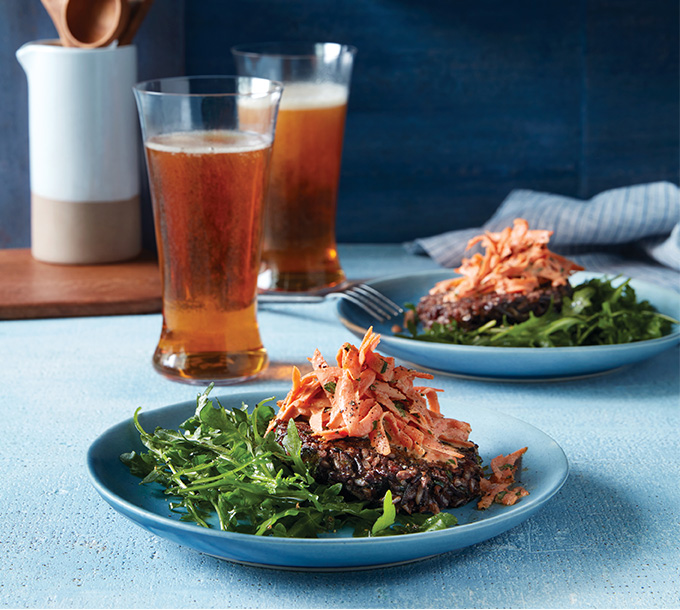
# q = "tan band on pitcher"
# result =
<box><xmin>31</xmin><ymin>194</ymin><xmax>142</xmax><ymax>264</ymax></box>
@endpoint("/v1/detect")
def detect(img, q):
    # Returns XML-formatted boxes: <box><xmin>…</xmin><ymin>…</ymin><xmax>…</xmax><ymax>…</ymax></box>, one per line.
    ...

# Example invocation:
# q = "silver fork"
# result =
<box><xmin>257</xmin><ymin>282</ymin><xmax>403</xmax><ymax>322</ymax></box>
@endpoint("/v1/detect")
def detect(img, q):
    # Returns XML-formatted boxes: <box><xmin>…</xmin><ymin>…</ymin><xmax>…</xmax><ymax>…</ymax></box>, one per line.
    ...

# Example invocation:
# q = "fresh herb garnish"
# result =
<box><xmin>120</xmin><ymin>386</ymin><xmax>458</xmax><ymax>538</ymax></box>
<box><xmin>399</xmin><ymin>277</ymin><xmax>677</xmax><ymax>348</ymax></box>
<box><xmin>393</xmin><ymin>401</ymin><xmax>408</xmax><ymax>416</ymax></box>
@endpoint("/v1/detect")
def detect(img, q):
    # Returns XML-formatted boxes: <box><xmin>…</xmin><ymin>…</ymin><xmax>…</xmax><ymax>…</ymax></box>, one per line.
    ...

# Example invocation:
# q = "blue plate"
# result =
<box><xmin>337</xmin><ymin>271</ymin><xmax>680</xmax><ymax>381</ymax></box>
<box><xmin>87</xmin><ymin>389</ymin><xmax>568</xmax><ymax>571</ymax></box>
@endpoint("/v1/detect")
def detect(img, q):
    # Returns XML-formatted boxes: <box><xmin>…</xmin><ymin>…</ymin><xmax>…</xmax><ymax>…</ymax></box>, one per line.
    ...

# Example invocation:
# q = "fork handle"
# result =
<box><xmin>257</xmin><ymin>294</ymin><xmax>326</xmax><ymax>304</ymax></box>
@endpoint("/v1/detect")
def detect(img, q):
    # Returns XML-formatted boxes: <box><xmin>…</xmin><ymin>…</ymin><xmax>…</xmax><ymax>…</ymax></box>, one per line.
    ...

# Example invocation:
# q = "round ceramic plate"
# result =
<box><xmin>87</xmin><ymin>389</ymin><xmax>568</xmax><ymax>571</ymax></box>
<box><xmin>336</xmin><ymin>271</ymin><xmax>680</xmax><ymax>381</ymax></box>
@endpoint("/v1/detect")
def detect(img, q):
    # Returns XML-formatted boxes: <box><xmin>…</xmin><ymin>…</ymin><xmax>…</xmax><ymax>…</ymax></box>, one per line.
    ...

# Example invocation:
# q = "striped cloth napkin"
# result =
<box><xmin>406</xmin><ymin>181</ymin><xmax>680</xmax><ymax>290</ymax></box>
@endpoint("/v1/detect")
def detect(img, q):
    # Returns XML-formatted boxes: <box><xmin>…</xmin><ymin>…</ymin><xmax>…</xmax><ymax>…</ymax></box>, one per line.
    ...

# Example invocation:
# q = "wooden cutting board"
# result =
<box><xmin>0</xmin><ymin>248</ymin><xmax>162</xmax><ymax>319</ymax></box>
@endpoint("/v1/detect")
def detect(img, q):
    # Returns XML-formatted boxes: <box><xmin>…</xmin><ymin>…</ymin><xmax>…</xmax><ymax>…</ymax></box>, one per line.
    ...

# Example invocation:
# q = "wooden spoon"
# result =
<box><xmin>61</xmin><ymin>0</ymin><xmax>130</xmax><ymax>48</ymax></box>
<box><xmin>40</xmin><ymin>0</ymin><xmax>71</xmax><ymax>46</ymax></box>
<box><xmin>118</xmin><ymin>0</ymin><xmax>155</xmax><ymax>46</ymax></box>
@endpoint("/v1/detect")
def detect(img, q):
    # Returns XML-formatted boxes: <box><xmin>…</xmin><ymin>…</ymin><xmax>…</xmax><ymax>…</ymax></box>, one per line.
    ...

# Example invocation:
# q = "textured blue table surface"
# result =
<box><xmin>1</xmin><ymin>245</ymin><xmax>678</xmax><ymax>609</ymax></box>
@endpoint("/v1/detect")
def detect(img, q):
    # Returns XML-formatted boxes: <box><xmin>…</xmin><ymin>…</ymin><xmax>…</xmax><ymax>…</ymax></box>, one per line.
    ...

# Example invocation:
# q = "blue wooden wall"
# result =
<box><xmin>1</xmin><ymin>0</ymin><xmax>677</xmax><ymax>249</ymax></box>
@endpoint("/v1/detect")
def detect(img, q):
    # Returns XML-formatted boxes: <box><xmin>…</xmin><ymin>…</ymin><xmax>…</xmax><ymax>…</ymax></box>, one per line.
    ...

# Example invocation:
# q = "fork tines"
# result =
<box><xmin>342</xmin><ymin>284</ymin><xmax>403</xmax><ymax>322</ymax></box>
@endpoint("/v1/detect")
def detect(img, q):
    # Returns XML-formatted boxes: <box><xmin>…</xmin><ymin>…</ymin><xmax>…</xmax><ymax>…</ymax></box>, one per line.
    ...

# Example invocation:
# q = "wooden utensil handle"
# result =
<box><xmin>118</xmin><ymin>0</ymin><xmax>154</xmax><ymax>45</ymax></box>
<box><xmin>40</xmin><ymin>0</ymin><xmax>72</xmax><ymax>46</ymax></box>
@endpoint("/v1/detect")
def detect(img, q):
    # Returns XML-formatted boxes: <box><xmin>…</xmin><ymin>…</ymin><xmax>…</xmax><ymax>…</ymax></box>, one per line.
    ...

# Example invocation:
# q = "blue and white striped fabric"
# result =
<box><xmin>406</xmin><ymin>181</ymin><xmax>680</xmax><ymax>290</ymax></box>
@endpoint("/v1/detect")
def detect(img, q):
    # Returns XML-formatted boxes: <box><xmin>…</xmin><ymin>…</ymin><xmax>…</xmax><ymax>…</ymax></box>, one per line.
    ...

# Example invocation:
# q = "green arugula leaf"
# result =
<box><xmin>371</xmin><ymin>490</ymin><xmax>397</xmax><ymax>536</ymax></box>
<box><xmin>418</xmin><ymin>512</ymin><xmax>458</xmax><ymax>532</ymax></box>
<box><xmin>282</xmin><ymin>418</ymin><xmax>307</xmax><ymax>475</ymax></box>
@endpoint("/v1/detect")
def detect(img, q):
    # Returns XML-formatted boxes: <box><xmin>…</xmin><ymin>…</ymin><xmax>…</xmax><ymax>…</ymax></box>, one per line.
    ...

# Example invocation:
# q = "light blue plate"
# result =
<box><xmin>87</xmin><ymin>389</ymin><xmax>568</xmax><ymax>571</ymax></box>
<box><xmin>337</xmin><ymin>271</ymin><xmax>680</xmax><ymax>381</ymax></box>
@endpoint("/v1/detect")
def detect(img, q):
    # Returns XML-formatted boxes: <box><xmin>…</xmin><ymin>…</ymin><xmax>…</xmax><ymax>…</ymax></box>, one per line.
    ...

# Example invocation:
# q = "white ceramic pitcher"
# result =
<box><xmin>16</xmin><ymin>40</ymin><xmax>141</xmax><ymax>264</ymax></box>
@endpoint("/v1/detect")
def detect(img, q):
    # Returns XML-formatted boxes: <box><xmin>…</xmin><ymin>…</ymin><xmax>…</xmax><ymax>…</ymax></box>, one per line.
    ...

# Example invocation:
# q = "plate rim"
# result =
<box><xmin>87</xmin><ymin>388</ymin><xmax>569</xmax><ymax>556</ymax></box>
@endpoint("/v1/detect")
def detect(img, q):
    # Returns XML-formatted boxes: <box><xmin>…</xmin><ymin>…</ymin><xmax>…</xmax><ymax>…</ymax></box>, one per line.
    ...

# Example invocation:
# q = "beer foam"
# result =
<box><xmin>279</xmin><ymin>82</ymin><xmax>348</xmax><ymax>110</ymax></box>
<box><xmin>146</xmin><ymin>130</ymin><xmax>271</xmax><ymax>154</ymax></box>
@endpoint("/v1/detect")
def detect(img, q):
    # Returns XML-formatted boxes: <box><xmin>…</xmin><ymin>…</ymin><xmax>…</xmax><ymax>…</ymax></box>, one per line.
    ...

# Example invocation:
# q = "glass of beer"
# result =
<box><xmin>134</xmin><ymin>76</ymin><xmax>282</xmax><ymax>384</ymax></box>
<box><xmin>232</xmin><ymin>42</ymin><xmax>356</xmax><ymax>292</ymax></box>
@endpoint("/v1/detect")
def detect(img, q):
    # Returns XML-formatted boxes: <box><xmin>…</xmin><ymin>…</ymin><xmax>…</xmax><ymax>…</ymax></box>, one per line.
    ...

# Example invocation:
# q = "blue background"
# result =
<box><xmin>1</xmin><ymin>0</ymin><xmax>677</xmax><ymax>249</ymax></box>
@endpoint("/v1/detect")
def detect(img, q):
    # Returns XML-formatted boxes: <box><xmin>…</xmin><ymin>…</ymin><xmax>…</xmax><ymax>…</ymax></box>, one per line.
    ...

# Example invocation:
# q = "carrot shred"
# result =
<box><xmin>477</xmin><ymin>447</ymin><xmax>529</xmax><ymax>509</ymax></box>
<box><xmin>266</xmin><ymin>328</ymin><xmax>473</xmax><ymax>463</ymax></box>
<box><xmin>430</xmin><ymin>218</ymin><xmax>584</xmax><ymax>301</ymax></box>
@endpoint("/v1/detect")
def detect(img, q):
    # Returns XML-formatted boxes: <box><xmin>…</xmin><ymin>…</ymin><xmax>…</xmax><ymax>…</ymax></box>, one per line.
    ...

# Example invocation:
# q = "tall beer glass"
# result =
<box><xmin>232</xmin><ymin>42</ymin><xmax>356</xmax><ymax>292</ymax></box>
<box><xmin>134</xmin><ymin>76</ymin><xmax>282</xmax><ymax>384</ymax></box>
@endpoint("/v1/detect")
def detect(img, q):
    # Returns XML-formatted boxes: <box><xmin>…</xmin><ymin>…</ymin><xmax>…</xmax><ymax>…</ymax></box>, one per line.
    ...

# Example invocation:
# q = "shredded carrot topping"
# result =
<box><xmin>431</xmin><ymin>218</ymin><xmax>584</xmax><ymax>301</ymax></box>
<box><xmin>269</xmin><ymin>329</ymin><xmax>530</xmax><ymax>510</ymax></box>
<box><xmin>477</xmin><ymin>447</ymin><xmax>529</xmax><ymax>509</ymax></box>
<box><xmin>266</xmin><ymin>327</ymin><xmax>475</xmax><ymax>464</ymax></box>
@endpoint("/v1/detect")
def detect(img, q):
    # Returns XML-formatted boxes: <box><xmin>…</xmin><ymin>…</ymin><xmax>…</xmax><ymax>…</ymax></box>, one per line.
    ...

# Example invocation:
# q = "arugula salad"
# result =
<box><xmin>121</xmin><ymin>386</ymin><xmax>459</xmax><ymax>538</ymax></box>
<box><xmin>401</xmin><ymin>276</ymin><xmax>677</xmax><ymax>348</ymax></box>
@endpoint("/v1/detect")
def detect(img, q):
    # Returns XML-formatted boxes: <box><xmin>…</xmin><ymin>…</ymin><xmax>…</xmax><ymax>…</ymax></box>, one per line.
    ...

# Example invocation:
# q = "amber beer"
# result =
<box><xmin>263</xmin><ymin>82</ymin><xmax>349</xmax><ymax>291</ymax></box>
<box><xmin>145</xmin><ymin>130</ymin><xmax>272</xmax><ymax>383</ymax></box>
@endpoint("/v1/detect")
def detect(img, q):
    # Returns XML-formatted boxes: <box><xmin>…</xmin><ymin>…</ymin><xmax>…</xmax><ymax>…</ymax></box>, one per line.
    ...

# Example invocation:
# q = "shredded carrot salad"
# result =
<box><xmin>431</xmin><ymin>218</ymin><xmax>584</xmax><ymax>301</ymax></box>
<box><xmin>268</xmin><ymin>328</ymin><xmax>529</xmax><ymax>509</ymax></box>
<box><xmin>267</xmin><ymin>327</ymin><xmax>472</xmax><ymax>464</ymax></box>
